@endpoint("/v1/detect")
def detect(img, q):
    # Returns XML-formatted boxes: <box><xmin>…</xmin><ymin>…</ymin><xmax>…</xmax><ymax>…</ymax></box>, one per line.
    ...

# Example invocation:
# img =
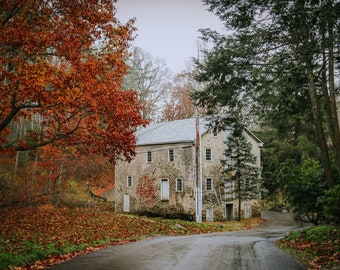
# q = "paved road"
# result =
<box><xmin>49</xmin><ymin>211</ymin><xmax>310</xmax><ymax>270</ymax></box>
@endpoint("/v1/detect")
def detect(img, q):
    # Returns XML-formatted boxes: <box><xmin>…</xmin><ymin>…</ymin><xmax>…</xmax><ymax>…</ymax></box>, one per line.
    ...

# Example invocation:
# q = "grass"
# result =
<box><xmin>0</xmin><ymin>206</ymin><xmax>264</xmax><ymax>269</ymax></box>
<box><xmin>277</xmin><ymin>225</ymin><xmax>340</xmax><ymax>269</ymax></box>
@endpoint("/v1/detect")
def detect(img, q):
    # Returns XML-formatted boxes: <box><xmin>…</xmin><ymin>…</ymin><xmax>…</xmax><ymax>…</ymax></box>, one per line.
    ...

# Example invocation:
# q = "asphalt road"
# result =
<box><xmin>49</xmin><ymin>211</ymin><xmax>310</xmax><ymax>270</ymax></box>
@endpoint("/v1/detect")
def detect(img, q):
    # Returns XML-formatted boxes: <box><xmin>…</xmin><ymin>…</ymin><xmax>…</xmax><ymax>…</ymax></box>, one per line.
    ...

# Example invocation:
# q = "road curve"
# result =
<box><xmin>49</xmin><ymin>211</ymin><xmax>309</xmax><ymax>270</ymax></box>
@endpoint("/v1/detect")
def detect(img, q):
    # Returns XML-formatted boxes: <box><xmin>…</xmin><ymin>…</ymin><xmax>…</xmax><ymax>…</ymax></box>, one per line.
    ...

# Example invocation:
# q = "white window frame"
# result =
<box><xmin>169</xmin><ymin>149</ymin><xmax>174</xmax><ymax>162</ymax></box>
<box><xmin>127</xmin><ymin>176</ymin><xmax>133</xmax><ymax>188</ymax></box>
<box><xmin>224</xmin><ymin>180</ymin><xmax>233</xmax><ymax>199</ymax></box>
<box><xmin>147</xmin><ymin>151</ymin><xmax>152</xmax><ymax>163</ymax></box>
<box><xmin>176</xmin><ymin>178</ymin><xmax>183</xmax><ymax>192</ymax></box>
<box><xmin>206</xmin><ymin>178</ymin><xmax>213</xmax><ymax>191</ymax></box>
<box><xmin>205</xmin><ymin>148</ymin><xmax>212</xmax><ymax>161</ymax></box>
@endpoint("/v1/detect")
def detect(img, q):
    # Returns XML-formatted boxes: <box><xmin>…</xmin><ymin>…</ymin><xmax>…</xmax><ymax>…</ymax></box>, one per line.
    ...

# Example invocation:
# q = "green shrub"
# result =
<box><xmin>277</xmin><ymin>158</ymin><xmax>326</xmax><ymax>224</ymax></box>
<box><xmin>278</xmin><ymin>225</ymin><xmax>340</xmax><ymax>269</ymax></box>
<box><xmin>139</xmin><ymin>205</ymin><xmax>194</xmax><ymax>221</ymax></box>
<box><xmin>323</xmin><ymin>184</ymin><xmax>340</xmax><ymax>224</ymax></box>
<box><xmin>304</xmin><ymin>225</ymin><xmax>338</xmax><ymax>243</ymax></box>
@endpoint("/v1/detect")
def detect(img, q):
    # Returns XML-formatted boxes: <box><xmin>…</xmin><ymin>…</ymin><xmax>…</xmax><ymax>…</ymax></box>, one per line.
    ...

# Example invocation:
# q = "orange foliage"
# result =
<box><xmin>161</xmin><ymin>71</ymin><xmax>205</xmax><ymax>121</ymax></box>
<box><xmin>278</xmin><ymin>229</ymin><xmax>340</xmax><ymax>269</ymax></box>
<box><xmin>0</xmin><ymin>142</ymin><xmax>116</xmax><ymax>205</ymax></box>
<box><xmin>162</xmin><ymin>87</ymin><xmax>195</xmax><ymax>121</ymax></box>
<box><xmin>136</xmin><ymin>176</ymin><xmax>157</xmax><ymax>205</ymax></box>
<box><xmin>0</xmin><ymin>0</ymin><xmax>146</xmax><ymax>162</ymax></box>
<box><xmin>0</xmin><ymin>207</ymin><xmax>264</xmax><ymax>269</ymax></box>
<box><xmin>36</xmin><ymin>146</ymin><xmax>116</xmax><ymax>193</ymax></box>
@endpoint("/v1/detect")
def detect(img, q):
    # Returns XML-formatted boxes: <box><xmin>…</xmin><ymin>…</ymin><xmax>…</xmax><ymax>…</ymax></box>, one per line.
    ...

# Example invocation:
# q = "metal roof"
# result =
<box><xmin>136</xmin><ymin>118</ymin><xmax>209</xmax><ymax>146</ymax></box>
<box><xmin>135</xmin><ymin>117</ymin><xmax>263</xmax><ymax>147</ymax></box>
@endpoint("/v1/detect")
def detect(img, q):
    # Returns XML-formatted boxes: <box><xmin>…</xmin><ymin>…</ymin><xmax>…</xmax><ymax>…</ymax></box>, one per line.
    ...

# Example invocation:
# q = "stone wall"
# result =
<box><xmin>115</xmin><ymin>127</ymin><xmax>262</xmax><ymax>221</ymax></box>
<box><xmin>115</xmin><ymin>142</ymin><xmax>196</xmax><ymax>217</ymax></box>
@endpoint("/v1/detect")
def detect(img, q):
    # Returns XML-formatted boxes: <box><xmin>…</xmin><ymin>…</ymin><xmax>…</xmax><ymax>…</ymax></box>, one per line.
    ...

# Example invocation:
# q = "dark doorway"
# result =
<box><xmin>226</xmin><ymin>203</ymin><xmax>233</xmax><ymax>221</ymax></box>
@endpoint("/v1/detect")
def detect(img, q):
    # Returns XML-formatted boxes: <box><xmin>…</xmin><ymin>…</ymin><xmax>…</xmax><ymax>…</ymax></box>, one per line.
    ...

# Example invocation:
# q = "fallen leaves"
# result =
<box><xmin>277</xmin><ymin>225</ymin><xmax>340</xmax><ymax>270</ymax></box>
<box><xmin>1</xmin><ymin>206</ymin><xmax>264</xmax><ymax>269</ymax></box>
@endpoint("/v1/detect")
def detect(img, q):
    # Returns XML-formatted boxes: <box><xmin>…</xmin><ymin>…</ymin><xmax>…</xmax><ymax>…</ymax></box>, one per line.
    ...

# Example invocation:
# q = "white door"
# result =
<box><xmin>161</xmin><ymin>179</ymin><xmax>169</xmax><ymax>200</ymax></box>
<box><xmin>206</xmin><ymin>208</ymin><xmax>214</xmax><ymax>222</ymax></box>
<box><xmin>244</xmin><ymin>205</ymin><xmax>252</xmax><ymax>218</ymax></box>
<box><xmin>123</xmin><ymin>194</ymin><xmax>130</xmax><ymax>212</ymax></box>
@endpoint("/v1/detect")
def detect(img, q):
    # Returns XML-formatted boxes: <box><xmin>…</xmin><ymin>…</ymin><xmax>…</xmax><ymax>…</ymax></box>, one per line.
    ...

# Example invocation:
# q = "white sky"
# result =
<box><xmin>115</xmin><ymin>0</ymin><xmax>224</xmax><ymax>74</ymax></box>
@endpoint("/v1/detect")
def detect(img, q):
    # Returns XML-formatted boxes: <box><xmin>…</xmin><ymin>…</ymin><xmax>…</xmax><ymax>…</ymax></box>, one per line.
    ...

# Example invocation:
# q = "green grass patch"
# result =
<box><xmin>0</xmin><ymin>237</ymin><xmax>91</xmax><ymax>269</ymax></box>
<box><xmin>277</xmin><ymin>225</ymin><xmax>340</xmax><ymax>269</ymax></box>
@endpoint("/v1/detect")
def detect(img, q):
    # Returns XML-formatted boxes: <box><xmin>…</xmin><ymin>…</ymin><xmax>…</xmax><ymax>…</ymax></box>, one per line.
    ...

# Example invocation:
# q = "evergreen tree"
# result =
<box><xmin>221</xmin><ymin>121</ymin><xmax>261</xmax><ymax>221</ymax></box>
<box><xmin>194</xmin><ymin>0</ymin><xmax>340</xmax><ymax>189</ymax></box>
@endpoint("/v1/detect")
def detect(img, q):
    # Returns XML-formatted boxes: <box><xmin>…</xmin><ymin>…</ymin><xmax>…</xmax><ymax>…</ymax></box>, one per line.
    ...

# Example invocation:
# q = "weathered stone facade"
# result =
<box><xmin>115</xmin><ymin>142</ymin><xmax>196</xmax><ymax>218</ymax></box>
<box><xmin>115</xmin><ymin>118</ymin><xmax>263</xmax><ymax>221</ymax></box>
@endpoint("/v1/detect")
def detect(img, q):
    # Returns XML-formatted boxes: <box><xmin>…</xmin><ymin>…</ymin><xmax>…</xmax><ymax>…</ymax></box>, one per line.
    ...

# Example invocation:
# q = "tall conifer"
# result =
<box><xmin>221</xmin><ymin>121</ymin><xmax>261</xmax><ymax>221</ymax></box>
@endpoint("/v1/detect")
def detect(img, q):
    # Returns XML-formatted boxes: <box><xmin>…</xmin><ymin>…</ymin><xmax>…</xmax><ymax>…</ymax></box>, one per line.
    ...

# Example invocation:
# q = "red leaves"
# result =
<box><xmin>1</xmin><ymin>207</ymin><xmax>264</xmax><ymax>269</ymax></box>
<box><xmin>0</xmin><ymin>0</ymin><xmax>145</xmax><ymax>162</ymax></box>
<box><xmin>136</xmin><ymin>176</ymin><xmax>157</xmax><ymax>205</ymax></box>
<box><xmin>278</xmin><ymin>227</ymin><xmax>340</xmax><ymax>270</ymax></box>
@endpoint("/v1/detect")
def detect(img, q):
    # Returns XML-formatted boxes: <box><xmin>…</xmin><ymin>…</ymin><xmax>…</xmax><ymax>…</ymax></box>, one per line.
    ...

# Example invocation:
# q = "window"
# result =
<box><xmin>206</xmin><ymin>178</ymin><xmax>213</xmax><ymax>191</ymax></box>
<box><xmin>176</xmin><ymin>178</ymin><xmax>183</xmax><ymax>192</ymax></box>
<box><xmin>244</xmin><ymin>178</ymin><xmax>254</xmax><ymax>191</ymax></box>
<box><xmin>147</xmin><ymin>151</ymin><xmax>152</xmax><ymax>163</ymax></box>
<box><xmin>127</xmin><ymin>176</ymin><xmax>133</xmax><ymax>187</ymax></box>
<box><xmin>213</xmin><ymin>129</ymin><xmax>218</xmax><ymax>137</ymax></box>
<box><xmin>206</xmin><ymin>148</ymin><xmax>212</xmax><ymax>161</ymax></box>
<box><xmin>161</xmin><ymin>179</ymin><xmax>169</xmax><ymax>200</ymax></box>
<box><xmin>224</xmin><ymin>180</ymin><xmax>233</xmax><ymax>198</ymax></box>
<box><xmin>169</xmin><ymin>149</ymin><xmax>174</xmax><ymax>162</ymax></box>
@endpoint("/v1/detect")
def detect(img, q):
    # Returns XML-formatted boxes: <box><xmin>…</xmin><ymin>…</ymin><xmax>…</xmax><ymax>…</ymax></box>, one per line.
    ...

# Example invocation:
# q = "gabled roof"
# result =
<box><xmin>135</xmin><ymin>117</ymin><xmax>263</xmax><ymax>147</ymax></box>
<box><xmin>136</xmin><ymin>118</ymin><xmax>208</xmax><ymax>146</ymax></box>
<box><xmin>245</xmin><ymin>129</ymin><xmax>264</xmax><ymax>147</ymax></box>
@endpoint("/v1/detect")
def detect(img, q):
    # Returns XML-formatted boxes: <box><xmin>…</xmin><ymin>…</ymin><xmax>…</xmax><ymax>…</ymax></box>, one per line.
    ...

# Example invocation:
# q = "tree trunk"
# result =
<box><xmin>326</xmin><ymin>22</ymin><xmax>340</xmax><ymax>174</ymax></box>
<box><xmin>307</xmin><ymin>67</ymin><xmax>335</xmax><ymax>188</ymax></box>
<box><xmin>31</xmin><ymin>150</ymin><xmax>38</xmax><ymax>189</ymax></box>
<box><xmin>238</xmin><ymin>177</ymin><xmax>241</xmax><ymax>221</ymax></box>
<box><xmin>13</xmin><ymin>151</ymin><xmax>19</xmax><ymax>181</ymax></box>
<box><xmin>320</xmin><ymin>11</ymin><xmax>340</xmax><ymax>176</ymax></box>
<box><xmin>300</xmin><ymin>4</ymin><xmax>336</xmax><ymax>189</ymax></box>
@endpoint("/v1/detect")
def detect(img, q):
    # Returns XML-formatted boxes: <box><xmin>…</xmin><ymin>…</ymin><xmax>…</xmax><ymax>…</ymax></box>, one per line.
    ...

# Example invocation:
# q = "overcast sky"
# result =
<box><xmin>115</xmin><ymin>0</ymin><xmax>224</xmax><ymax>74</ymax></box>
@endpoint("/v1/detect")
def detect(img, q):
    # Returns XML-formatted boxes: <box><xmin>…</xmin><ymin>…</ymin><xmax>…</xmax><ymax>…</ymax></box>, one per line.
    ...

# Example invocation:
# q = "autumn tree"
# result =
<box><xmin>122</xmin><ymin>47</ymin><xmax>172</xmax><ymax>122</ymax></box>
<box><xmin>161</xmin><ymin>71</ymin><xmax>200</xmax><ymax>121</ymax></box>
<box><xmin>0</xmin><ymin>0</ymin><xmax>146</xmax><ymax>162</ymax></box>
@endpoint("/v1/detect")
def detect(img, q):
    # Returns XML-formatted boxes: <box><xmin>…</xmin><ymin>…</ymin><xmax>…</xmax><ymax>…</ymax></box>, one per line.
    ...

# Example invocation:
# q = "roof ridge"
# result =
<box><xmin>136</xmin><ymin>121</ymin><xmax>169</xmax><ymax>137</ymax></box>
<box><xmin>136</xmin><ymin>118</ymin><xmax>198</xmax><ymax>146</ymax></box>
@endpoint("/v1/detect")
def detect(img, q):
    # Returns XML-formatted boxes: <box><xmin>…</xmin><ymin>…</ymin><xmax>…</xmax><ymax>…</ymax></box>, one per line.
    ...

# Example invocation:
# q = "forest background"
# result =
<box><xmin>1</xmin><ymin>0</ymin><xmax>340</xmax><ymax>224</ymax></box>
<box><xmin>0</xmin><ymin>0</ymin><xmax>197</xmax><ymax>207</ymax></box>
<box><xmin>0</xmin><ymin>0</ymin><xmax>339</xmax><ymax>269</ymax></box>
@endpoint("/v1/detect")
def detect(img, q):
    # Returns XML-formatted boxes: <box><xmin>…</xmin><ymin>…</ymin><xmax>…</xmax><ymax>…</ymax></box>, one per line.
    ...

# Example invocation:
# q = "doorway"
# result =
<box><xmin>226</xmin><ymin>203</ymin><xmax>233</xmax><ymax>221</ymax></box>
<box><xmin>123</xmin><ymin>194</ymin><xmax>130</xmax><ymax>212</ymax></box>
<box><xmin>161</xmin><ymin>179</ymin><xmax>169</xmax><ymax>200</ymax></box>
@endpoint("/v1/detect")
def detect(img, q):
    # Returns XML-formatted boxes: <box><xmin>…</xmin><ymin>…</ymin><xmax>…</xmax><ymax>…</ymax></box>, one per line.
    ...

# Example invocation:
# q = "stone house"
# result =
<box><xmin>114</xmin><ymin>117</ymin><xmax>263</xmax><ymax>221</ymax></box>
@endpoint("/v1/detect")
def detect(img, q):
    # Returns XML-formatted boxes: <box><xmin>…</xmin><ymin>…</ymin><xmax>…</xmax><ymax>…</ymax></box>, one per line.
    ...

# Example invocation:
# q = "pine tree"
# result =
<box><xmin>221</xmin><ymin>122</ymin><xmax>261</xmax><ymax>221</ymax></box>
<box><xmin>195</xmin><ymin>0</ymin><xmax>340</xmax><ymax>189</ymax></box>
